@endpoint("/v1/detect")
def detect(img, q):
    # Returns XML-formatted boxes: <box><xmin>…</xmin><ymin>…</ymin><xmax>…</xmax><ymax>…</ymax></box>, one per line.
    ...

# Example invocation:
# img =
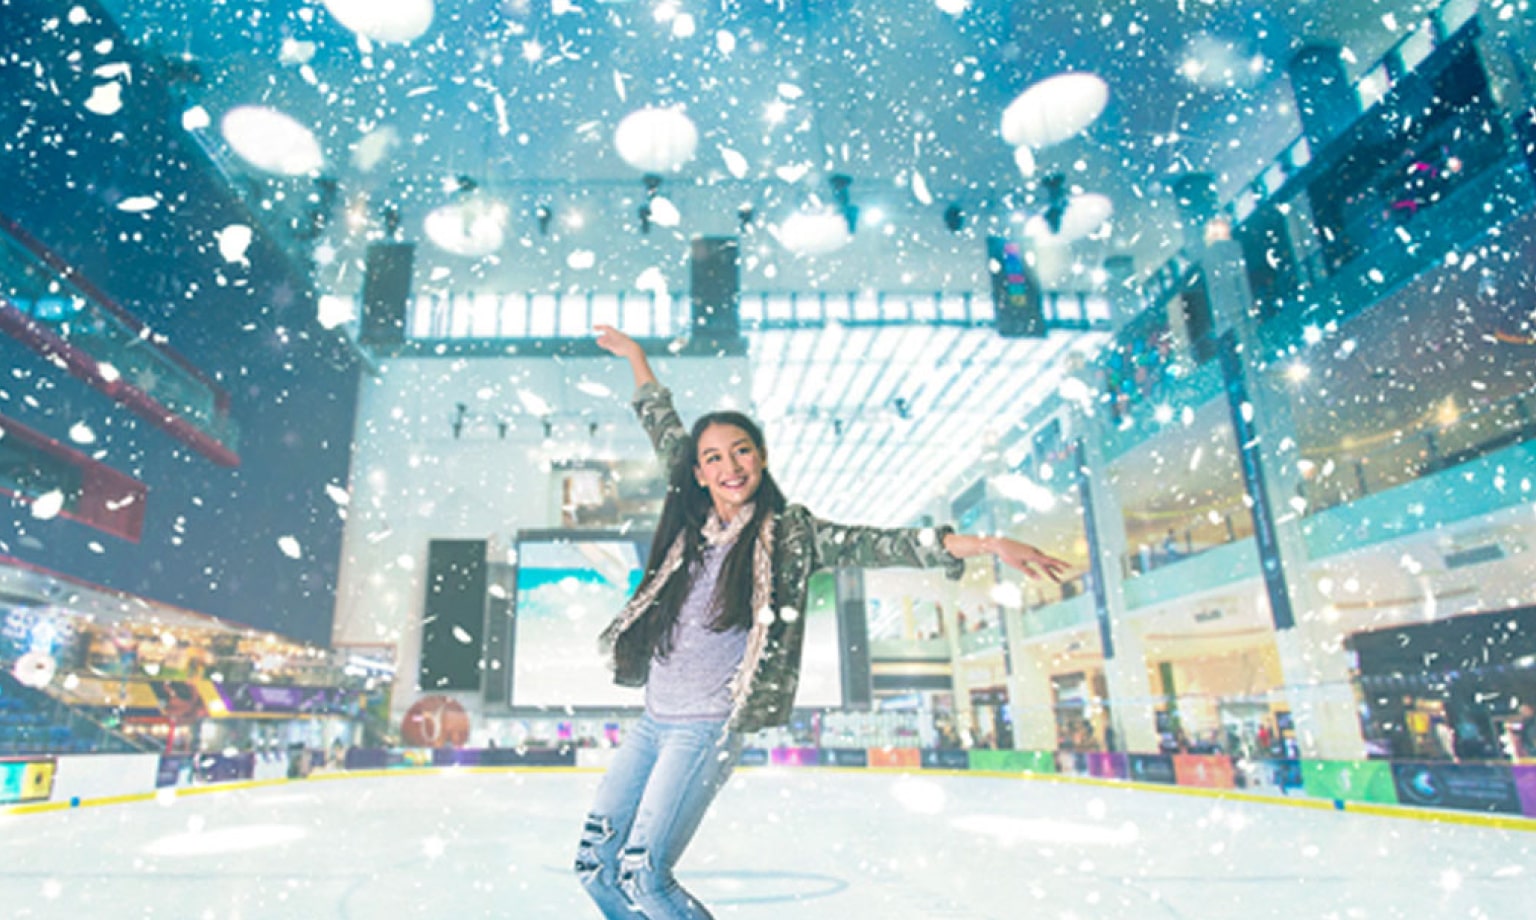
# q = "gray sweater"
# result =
<box><xmin>645</xmin><ymin>542</ymin><xmax>749</xmax><ymax>721</ymax></box>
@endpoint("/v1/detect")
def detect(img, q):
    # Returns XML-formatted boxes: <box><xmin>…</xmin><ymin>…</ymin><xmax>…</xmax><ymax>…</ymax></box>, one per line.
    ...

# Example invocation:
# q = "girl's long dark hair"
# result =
<box><xmin>618</xmin><ymin>411</ymin><xmax>787</xmax><ymax>666</ymax></box>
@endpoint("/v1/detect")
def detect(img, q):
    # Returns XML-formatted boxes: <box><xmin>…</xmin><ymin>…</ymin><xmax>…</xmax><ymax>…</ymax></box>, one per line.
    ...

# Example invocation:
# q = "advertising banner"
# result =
<box><xmin>344</xmin><ymin>747</ymin><xmax>389</xmax><ymax>770</ymax></box>
<box><xmin>1301</xmin><ymin>760</ymin><xmax>1398</xmax><ymax>804</ymax></box>
<box><xmin>1056</xmin><ymin>751</ymin><xmax>1088</xmax><ymax>776</ymax></box>
<box><xmin>1219</xmin><ymin>330</ymin><xmax>1295</xmax><ymax>630</ymax></box>
<box><xmin>819</xmin><ymin>748</ymin><xmax>868</xmax><ymax>768</ymax></box>
<box><xmin>1086</xmin><ymin>752</ymin><xmax>1128</xmax><ymax>779</ymax></box>
<box><xmin>868</xmin><ymin>747</ymin><xmax>921</xmax><ymax>769</ymax></box>
<box><xmin>232</xmin><ymin>684</ymin><xmax>356</xmax><ymax>715</ymax></box>
<box><xmin>1240</xmin><ymin>758</ymin><xmax>1302</xmax><ymax>793</ymax></box>
<box><xmin>770</xmin><ymin>747</ymin><xmax>819</xmax><ymax>767</ymax></box>
<box><xmin>1173</xmin><ymin>754</ymin><xmax>1237</xmax><ymax>789</ymax></box>
<box><xmin>192</xmin><ymin>752</ymin><xmax>255</xmax><ymax>784</ymax></box>
<box><xmin>921</xmin><ymin>749</ymin><xmax>970</xmax><ymax>771</ymax></box>
<box><xmin>1127</xmin><ymin>754</ymin><xmax>1177</xmax><ymax>785</ymax></box>
<box><xmin>0</xmin><ymin>758</ymin><xmax>55</xmax><ymax>805</ymax></box>
<box><xmin>478</xmin><ymin>747</ymin><xmax>576</xmax><ymax>767</ymax></box>
<box><xmin>1074</xmin><ymin>438</ymin><xmax>1116</xmax><ymax>658</ymax></box>
<box><xmin>156</xmin><ymin>756</ymin><xmax>191</xmax><ymax>788</ymax></box>
<box><xmin>968</xmin><ymin>750</ymin><xmax>1057</xmax><ymax>774</ymax></box>
<box><xmin>1517</xmin><ymin>766</ymin><xmax>1536</xmax><ymax>818</ymax></box>
<box><xmin>1390</xmin><ymin>762</ymin><xmax>1526</xmax><ymax>815</ymax></box>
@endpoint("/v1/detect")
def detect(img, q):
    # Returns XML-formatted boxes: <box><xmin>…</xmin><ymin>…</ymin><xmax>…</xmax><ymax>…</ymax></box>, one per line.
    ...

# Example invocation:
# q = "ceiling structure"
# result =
<box><xmin>71</xmin><ymin>0</ymin><xmax>1446</xmax><ymax>526</ymax></box>
<box><xmin>752</xmin><ymin>321</ymin><xmax>1106</xmax><ymax>524</ymax></box>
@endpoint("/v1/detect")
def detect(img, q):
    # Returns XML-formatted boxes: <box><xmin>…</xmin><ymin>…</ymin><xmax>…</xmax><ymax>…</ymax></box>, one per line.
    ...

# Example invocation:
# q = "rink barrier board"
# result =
<box><xmin>6</xmin><ymin>749</ymin><xmax>1535</xmax><ymax>831</ymax></box>
<box><xmin>6</xmin><ymin>766</ymin><xmax>1534</xmax><ymax>832</ymax></box>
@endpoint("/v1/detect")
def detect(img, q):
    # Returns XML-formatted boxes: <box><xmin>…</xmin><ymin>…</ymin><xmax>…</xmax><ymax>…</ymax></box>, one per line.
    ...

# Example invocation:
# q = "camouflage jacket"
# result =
<box><xmin>606</xmin><ymin>382</ymin><xmax>966</xmax><ymax>734</ymax></box>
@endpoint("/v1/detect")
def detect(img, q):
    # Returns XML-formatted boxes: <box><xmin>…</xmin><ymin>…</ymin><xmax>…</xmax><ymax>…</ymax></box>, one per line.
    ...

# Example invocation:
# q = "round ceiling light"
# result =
<box><xmin>13</xmin><ymin>650</ymin><xmax>57</xmax><ymax>689</ymax></box>
<box><xmin>423</xmin><ymin>196</ymin><xmax>510</xmax><ymax>257</ymax></box>
<box><xmin>775</xmin><ymin>208</ymin><xmax>852</xmax><ymax>256</ymax></box>
<box><xmin>614</xmin><ymin>107</ymin><xmax>699</xmax><ymax>173</ymax></box>
<box><xmin>220</xmin><ymin>105</ymin><xmax>324</xmax><ymax>176</ymax></box>
<box><xmin>1001</xmin><ymin>73</ymin><xmax>1109</xmax><ymax>149</ymax></box>
<box><xmin>321</xmin><ymin>0</ymin><xmax>434</xmax><ymax>44</ymax></box>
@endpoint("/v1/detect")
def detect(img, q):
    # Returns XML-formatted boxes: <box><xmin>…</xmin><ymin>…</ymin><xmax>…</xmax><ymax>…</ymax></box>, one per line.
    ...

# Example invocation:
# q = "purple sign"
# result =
<box><xmin>217</xmin><ymin>683</ymin><xmax>355</xmax><ymax>715</ymax></box>
<box><xmin>1514</xmin><ymin>766</ymin><xmax>1536</xmax><ymax>818</ymax></box>
<box><xmin>1086</xmin><ymin>752</ymin><xmax>1128</xmax><ymax>779</ymax></box>
<box><xmin>770</xmin><ymin>747</ymin><xmax>819</xmax><ymax>767</ymax></box>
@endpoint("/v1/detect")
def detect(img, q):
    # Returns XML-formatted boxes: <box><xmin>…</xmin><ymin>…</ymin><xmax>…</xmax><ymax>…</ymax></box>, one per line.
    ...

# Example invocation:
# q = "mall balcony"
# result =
<box><xmin>985</xmin><ymin>0</ymin><xmax>1536</xmax><ymax>765</ymax></box>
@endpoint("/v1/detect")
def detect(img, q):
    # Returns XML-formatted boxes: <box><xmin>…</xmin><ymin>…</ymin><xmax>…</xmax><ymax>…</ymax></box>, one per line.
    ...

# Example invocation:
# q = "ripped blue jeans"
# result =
<box><xmin>575</xmin><ymin>713</ymin><xmax>742</xmax><ymax>919</ymax></box>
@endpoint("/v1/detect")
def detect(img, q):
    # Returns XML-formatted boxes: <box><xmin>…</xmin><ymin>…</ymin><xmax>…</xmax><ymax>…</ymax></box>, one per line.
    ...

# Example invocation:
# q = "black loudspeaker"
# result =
<box><xmin>689</xmin><ymin>236</ymin><xmax>741</xmax><ymax>348</ymax></box>
<box><xmin>359</xmin><ymin>242</ymin><xmax>415</xmax><ymax>346</ymax></box>
<box><xmin>835</xmin><ymin>567</ymin><xmax>873</xmax><ymax>709</ymax></box>
<box><xmin>987</xmin><ymin>236</ymin><xmax>1045</xmax><ymax>338</ymax></box>
<box><xmin>418</xmin><ymin>539</ymin><xmax>488</xmax><ymax>693</ymax></box>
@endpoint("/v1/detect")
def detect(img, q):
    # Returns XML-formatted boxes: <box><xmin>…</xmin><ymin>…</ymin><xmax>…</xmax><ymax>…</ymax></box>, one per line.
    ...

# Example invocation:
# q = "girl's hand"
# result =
<box><xmin>595</xmin><ymin>324</ymin><xmax>658</xmax><ymax>388</ymax></box>
<box><xmin>594</xmin><ymin>324</ymin><xmax>643</xmax><ymax>361</ymax></box>
<box><xmin>993</xmin><ymin>538</ymin><xmax>1071</xmax><ymax>583</ymax></box>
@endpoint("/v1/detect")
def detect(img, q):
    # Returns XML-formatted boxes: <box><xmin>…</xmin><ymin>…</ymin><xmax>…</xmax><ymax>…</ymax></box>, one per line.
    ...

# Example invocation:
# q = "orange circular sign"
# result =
<box><xmin>400</xmin><ymin>695</ymin><xmax>471</xmax><ymax>748</ymax></box>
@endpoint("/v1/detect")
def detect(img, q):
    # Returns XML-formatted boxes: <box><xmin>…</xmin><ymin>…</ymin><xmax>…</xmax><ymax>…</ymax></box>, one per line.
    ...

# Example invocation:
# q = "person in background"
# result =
<box><xmin>575</xmin><ymin>326</ymin><xmax>1070</xmax><ymax>919</ymax></box>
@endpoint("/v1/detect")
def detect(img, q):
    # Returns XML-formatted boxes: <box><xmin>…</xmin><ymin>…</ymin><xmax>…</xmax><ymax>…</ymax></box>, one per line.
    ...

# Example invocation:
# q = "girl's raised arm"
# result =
<box><xmin>594</xmin><ymin>325</ymin><xmax>657</xmax><ymax>389</ymax></box>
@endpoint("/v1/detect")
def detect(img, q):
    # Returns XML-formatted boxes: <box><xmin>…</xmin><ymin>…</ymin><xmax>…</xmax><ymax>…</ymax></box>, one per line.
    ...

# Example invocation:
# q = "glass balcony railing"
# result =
<box><xmin>958</xmin><ymin>621</ymin><xmax>1006</xmax><ymax>656</ymax></box>
<box><xmin>1299</xmin><ymin>384</ymin><xmax>1536</xmax><ymax>515</ymax></box>
<box><xmin>0</xmin><ymin>217</ymin><xmax>240</xmax><ymax>461</ymax></box>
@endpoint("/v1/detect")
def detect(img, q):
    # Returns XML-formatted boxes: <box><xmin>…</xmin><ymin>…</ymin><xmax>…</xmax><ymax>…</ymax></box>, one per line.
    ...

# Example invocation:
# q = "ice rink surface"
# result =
<box><xmin>1</xmin><ymin>769</ymin><xmax>1531</xmax><ymax>919</ymax></box>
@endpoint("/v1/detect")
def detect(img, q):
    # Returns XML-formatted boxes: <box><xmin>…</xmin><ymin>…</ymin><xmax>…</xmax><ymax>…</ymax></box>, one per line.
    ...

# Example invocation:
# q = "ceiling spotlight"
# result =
<box><xmin>1025</xmin><ymin>188</ymin><xmax>1113</xmax><ymax>243</ymax></box>
<box><xmin>637</xmin><ymin>174</ymin><xmax>664</xmax><ymax>235</ymax></box>
<box><xmin>943</xmin><ymin>202</ymin><xmax>965</xmax><ymax>233</ymax></box>
<box><xmin>1041</xmin><ymin>173</ymin><xmax>1067</xmax><ymax>234</ymax></box>
<box><xmin>829</xmin><ymin>174</ymin><xmax>858</xmax><ymax>233</ymax></box>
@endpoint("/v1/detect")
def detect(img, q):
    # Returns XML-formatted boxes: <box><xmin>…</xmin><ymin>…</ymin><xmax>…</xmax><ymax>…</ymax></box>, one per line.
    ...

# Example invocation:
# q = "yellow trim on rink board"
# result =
<box><xmin>5</xmin><ymin>765</ymin><xmax>1534</xmax><ymax>831</ymax></box>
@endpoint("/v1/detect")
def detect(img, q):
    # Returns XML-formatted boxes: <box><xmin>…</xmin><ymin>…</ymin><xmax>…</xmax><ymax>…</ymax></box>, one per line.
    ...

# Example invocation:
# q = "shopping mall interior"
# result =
<box><xmin>2</xmin><ymin>0</ymin><xmax>1534</xmax><ymax>916</ymax></box>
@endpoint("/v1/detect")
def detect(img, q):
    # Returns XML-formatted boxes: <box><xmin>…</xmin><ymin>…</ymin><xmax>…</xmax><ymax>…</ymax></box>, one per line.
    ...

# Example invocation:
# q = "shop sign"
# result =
<box><xmin>1390</xmin><ymin>762</ymin><xmax>1525</xmax><ymax>814</ymax></box>
<box><xmin>1127</xmin><ymin>753</ymin><xmax>1177</xmax><ymax>784</ymax></box>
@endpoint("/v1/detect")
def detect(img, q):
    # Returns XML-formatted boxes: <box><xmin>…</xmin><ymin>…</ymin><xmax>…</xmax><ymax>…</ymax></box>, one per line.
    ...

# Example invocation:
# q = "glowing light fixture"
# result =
<box><xmin>775</xmin><ymin>207</ymin><xmax>853</xmax><ymax>255</ymax></box>
<box><xmin>1000</xmin><ymin>73</ymin><xmax>1109</xmax><ymax>148</ymax></box>
<box><xmin>221</xmin><ymin>105</ymin><xmax>324</xmax><ymax>176</ymax></box>
<box><xmin>321</xmin><ymin>0</ymin><xmax>434</xmax><ymax>44</ymax></box>
<box><xmin>614</xmin><ymin>107</ymin><xmax>699</xmax><ymax>173</ymax></box>
<box><xmin>423</xmin><ymin>195</ymin><xmax>510</xmax><ymax>257</ymax></box>
<box><xmin>12</xmin><ymin>650</ymin><xmax>56</xmax><ymax>688</ymax></box>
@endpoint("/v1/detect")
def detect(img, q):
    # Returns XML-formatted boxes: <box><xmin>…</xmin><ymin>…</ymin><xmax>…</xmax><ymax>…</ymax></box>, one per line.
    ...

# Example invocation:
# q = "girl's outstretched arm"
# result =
<box><xmin>594</xmin><ymin>324</ymin><xmax>657</xmax><ymax>389</ymax></box>
<box><xmin>595</xmin><ymin>324</ymin><xmax>688</xmax><ymax>466</ymax></box>
<box><xmin>942</xmin><ymin>533</ymin><xmax>1071</xmax><ymax>583</ymax></box>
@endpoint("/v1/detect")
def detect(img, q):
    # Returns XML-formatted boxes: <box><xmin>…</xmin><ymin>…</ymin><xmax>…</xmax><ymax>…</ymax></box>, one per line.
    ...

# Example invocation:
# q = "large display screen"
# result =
<box><xmin>510</xmin><ymin>533</ymin><xmax>843</xmax><ymax>710</ymax></box>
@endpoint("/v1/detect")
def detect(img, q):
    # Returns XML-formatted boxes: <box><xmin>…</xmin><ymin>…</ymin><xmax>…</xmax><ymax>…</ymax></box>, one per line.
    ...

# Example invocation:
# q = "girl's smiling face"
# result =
<box><xmin>694</xmin><ymin>422</ymin><xmax>766</xmax><ymax>522</ymax></box>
